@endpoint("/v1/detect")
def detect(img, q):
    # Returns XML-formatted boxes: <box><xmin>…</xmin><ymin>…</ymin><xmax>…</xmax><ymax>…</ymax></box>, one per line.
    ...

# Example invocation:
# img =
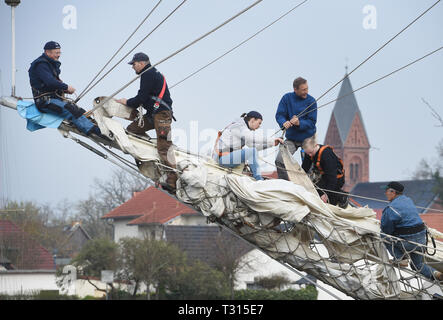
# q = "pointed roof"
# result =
<box><xmin>101</xmin><ymin>186</ymin><xmax>198</xmax><ymax>225</ymax></box>
<box><xmin>0</xmin><ymin>220</ymin><xmax>55</xmax><ymax>270</ymax></box>
<box><xmin>332</xmin><ymin>74</ymin><xmax>369</xmax><ymax>144</ymax></box>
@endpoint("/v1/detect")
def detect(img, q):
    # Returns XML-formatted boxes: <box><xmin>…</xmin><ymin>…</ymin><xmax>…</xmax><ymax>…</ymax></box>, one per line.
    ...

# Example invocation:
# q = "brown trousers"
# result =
<box><xmin>127</xmin><ymin>110</ymin><xmax>177</xmax><ymax>189</ymax></box>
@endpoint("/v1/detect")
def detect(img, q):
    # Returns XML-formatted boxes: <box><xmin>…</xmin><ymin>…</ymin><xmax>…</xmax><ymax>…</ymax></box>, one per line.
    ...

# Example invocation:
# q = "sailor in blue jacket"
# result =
<box><xmin>381</xmin><ymin>181</ymin><xmax>442</xmax><ymax>281</ymax></box>
<box><xmin>275</xmin><ymin>77</ymin><xmax>317</xmax><ymax>180</ymax></box>
<box><xmin>28</xmin><ymin>41</ymin><xmax>98</xmax><ymax>135</ymax></box>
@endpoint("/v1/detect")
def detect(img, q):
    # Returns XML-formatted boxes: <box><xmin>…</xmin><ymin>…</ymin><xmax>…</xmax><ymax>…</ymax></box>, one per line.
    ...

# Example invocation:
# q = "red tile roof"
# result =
<box><xmin>0</xmin><ymin>220</ymin><xmax>55</xmax><ymax>270</ymax></box>
<box><xmin>421</xmin><ymin>214</ymin><xmax>443</xmax><ymax>239</ymax></box>
<box><xmin>101</xmin><ymin>186</ymin><xmax>197</xmax><ymax>225</ymax></box>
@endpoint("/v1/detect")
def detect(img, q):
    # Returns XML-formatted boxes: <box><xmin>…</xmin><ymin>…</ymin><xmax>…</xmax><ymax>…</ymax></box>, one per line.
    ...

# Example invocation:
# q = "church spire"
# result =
<box><xmin>324</xmin><ymin>71</ymin><xmax>370</xmax><ymax>191</ymax></box>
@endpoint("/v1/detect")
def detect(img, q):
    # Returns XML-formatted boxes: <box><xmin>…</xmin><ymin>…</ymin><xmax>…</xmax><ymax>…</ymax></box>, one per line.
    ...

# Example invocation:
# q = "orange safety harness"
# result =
<box><xmin>212</xmin><ymin>122</ymin><xmax>236</xmax><ymax>158</ymax></box>
<box><xmin>310</xmin><ymin>145</ymin><xmax>345</xmax><ymax>179</ymax></box>
<box><xmin>152</xmin><ymin>75</ymin><xmax>167</xmax><ymax>110</ymax></box>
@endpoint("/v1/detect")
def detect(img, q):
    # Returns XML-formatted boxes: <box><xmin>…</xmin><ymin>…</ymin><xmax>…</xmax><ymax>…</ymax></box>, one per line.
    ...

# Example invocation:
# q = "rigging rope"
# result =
<box><xmin>273</xmin><ymin>0</ymin><xmax>442</xmax><ymax>136</ymax></box>
<box><xmin>84</xmin><ymin>0</ymin><xmax>264</xmax><ymax>117</ymax></box>
<box><xmin>75</xmin><ymin>0</ymin><xmax>163</xmax><ymax>103</ymax></box>
<box><xmin>297</xmin><ymin>45</ymin><xmax>443</xmax><ymax>118</ymax></box>
<box><xmin>76</xmin><ymin>0</ymin><xmax>188</xmax><ymax>103</ymax></box>
<box><xmin>169</xmin><ymin>0</ymin><xmax>308</xmax><ymax>89</ymax></box>
<box><xmin>258</xmin><ymin>154</ymin><xmax>443</xmax><ymax>214</ymax></box>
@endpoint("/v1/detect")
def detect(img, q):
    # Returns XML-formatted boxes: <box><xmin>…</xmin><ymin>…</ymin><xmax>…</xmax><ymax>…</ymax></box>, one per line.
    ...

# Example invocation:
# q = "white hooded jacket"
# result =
<box><xmin>217</xmin><ymin>117</ymin><xmax>275</xmax><ymax>153</ymax></box>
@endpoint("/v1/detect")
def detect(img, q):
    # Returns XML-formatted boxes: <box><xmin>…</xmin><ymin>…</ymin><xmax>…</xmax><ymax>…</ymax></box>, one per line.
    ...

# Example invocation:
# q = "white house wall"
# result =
<box><xmin>236</xmin><ymin>249</ymin><xmax>352</xmax><ymax>300</ymax></box>
<box><xmin>113</xmin><ymin>219</ymin><xmax>139</xmax><ymax>242</ymax></box>
<box><xmin>0</xmin><ymin>271</ymin><xmax>58</xmax><ymax>295</ymax></box>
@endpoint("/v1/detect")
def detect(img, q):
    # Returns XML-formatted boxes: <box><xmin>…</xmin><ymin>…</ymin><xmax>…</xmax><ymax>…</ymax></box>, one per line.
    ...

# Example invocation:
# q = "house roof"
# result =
<box><xmin>101</xmin><ymin>186</ymin><xmax>197</xmax><ymax>225</ymax></box>
<box><xmin>165</xmin><ymin>225</ymin><xmax>253</xmax><ymax>267</ymax></box>
<box><xmin>332</xmin><ymin>74</ymin><xmax>369</xmax><ymax>144</ymax></box>
<box><xmin>350</xmin><ymin>179</ymin><xmax>438</xmax><ymax>212</ymax></box>
<box><xmin>0</xmin><ymin>220</ymin><xmax>55</xmax><ymax>270</ymax></box>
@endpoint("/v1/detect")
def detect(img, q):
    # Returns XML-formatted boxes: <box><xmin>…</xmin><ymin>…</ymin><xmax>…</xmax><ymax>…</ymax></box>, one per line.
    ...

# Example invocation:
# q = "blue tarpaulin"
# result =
<box><xmin>16</xmin><ymin>99</ymin><xmax>64</xmax><ymax>131</ymax></box>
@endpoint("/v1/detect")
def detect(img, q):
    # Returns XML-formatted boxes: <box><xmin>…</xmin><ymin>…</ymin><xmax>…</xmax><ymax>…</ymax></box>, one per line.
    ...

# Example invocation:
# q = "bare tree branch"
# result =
<box><xmin>422</xmin><ymin>98</ymin><xmax>443</xmax><ymax>127</ymax></box>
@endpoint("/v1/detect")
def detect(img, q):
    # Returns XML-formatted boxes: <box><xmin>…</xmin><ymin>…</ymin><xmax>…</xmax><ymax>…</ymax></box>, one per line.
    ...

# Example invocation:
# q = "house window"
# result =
<box><xmin>350</xmin><ymin>164</ymin><xmax>354</xmax><ymax>180</ymax></box>
<box><xmin>355</xmin><ymin>164</ymin><xmax>359</xmax><ymax>180</ymax></box>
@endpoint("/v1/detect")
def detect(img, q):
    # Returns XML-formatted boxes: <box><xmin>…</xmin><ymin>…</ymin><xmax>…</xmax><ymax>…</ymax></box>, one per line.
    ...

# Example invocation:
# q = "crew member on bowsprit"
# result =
<box><xmin>28</xmin><ymin>41</ymin><xmax>99</xmax><ymax>135</ymax></box>
<box><xmin>115</xmin><ymin>52</ymin><xmax>177</xmax><ymax>193</ymax></box>
<box><xmin>301</xmin><ymin>136</ymin><xmax>348</xmax><ymax>208</ymax></box>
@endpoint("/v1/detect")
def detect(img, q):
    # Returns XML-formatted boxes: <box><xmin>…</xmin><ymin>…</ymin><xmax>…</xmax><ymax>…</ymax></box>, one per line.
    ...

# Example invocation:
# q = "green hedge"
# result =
<box><xmin>234</xmin><ymin>286</ymin><xmax>318</xmax><ymax>300</ymax></box>
<box><xmin>0</xmin><ymin>287</ymin><xmax>318</xmax><ymax>300</ymax></box>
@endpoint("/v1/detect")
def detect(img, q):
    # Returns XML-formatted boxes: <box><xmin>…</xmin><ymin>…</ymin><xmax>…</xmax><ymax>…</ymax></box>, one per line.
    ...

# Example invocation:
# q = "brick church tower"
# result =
<box><xmin>324</xmin><ymin>72</ymin><xmax>370</xmax><ymax>191</ymax></box>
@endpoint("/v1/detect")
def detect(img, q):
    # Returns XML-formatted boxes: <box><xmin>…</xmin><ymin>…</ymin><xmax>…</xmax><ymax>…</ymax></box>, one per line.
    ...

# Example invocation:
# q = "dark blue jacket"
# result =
<box><xmin>126</xmin><ymin>63</ymin><xmax>173</xmax><ymax>116</ymax></box>
<box><xmin>381</xmin><ymin>195</ymin><xmax>424</xmax><ymax>235</ymax></box>
<box><xmin>275</xmin><ymin>92</ymin><xmax>317</xmax><ymax>142</ymax></box>
<box><xmin>28</xmin><ymin>54</ymin><xmax>68</xmax><ymax>96</ymax></box>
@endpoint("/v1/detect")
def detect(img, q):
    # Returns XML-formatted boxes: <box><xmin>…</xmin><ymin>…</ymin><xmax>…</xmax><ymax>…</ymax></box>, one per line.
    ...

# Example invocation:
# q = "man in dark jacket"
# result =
<box><xmin>116</xmin><ymin>52</ymin><xmax>177</xmax><ymax>192</ymax></box>
<box><xmin>381</xmin><ymin>181</ymin><xmax>443</xmax><ymax>282</ymax></box>
<box><xmin>275</xmin><ymin>77</ymin><xmax>317</xmax><ymax>180</ymax></box>
<box><xmin>301</xmin><ymin>136</ymin><xmax>348</xmax><ymax>207</ymax></box>
<box><xmin>28</xmin><ymin>41</ymin><xmax>98</xmax><ymax>135</ymax></box>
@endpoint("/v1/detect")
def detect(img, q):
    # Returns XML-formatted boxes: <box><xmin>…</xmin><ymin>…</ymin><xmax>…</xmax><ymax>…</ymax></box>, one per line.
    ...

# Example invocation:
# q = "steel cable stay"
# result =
<box><xmin>169</xmin><ymin>0</ymin><xmax>309</xmax><ymax>90</ymax></box>
<box><xmin>75</xmin><ymin>0</ymin><xmax>164</xmax><ymax>103</ymax></box>
<box><xmin>61</xmin><ymin>124</ymin><xmax>442</xmax><ymax>299</ymax></box>
<box><xmin>297</xmin><ymin>45</ymin><xmax>443</xmax><ymax>118</ymax></box>
<box><xmin>84</xmin><ymin>0</ymin><xmax>264</xmax><ymax>117</ymax></box>
<box><xmin>76</xmin><ymin>0</ymin><xmax>188</xmax><ymax>103</ymax></box>
<box><xmin>68</xmin><ymin>130</ymin><xmax>443</xmax><ymax>256</ymax></box>
<box><xmin>257</xmin><ymin>154</ymin><xmax>443</xmax><ymax>214</ymax></box>
<box><xmin>272</xmin><ymin>0</ymin><xmax>442</xmax><ymax>136</ymax></box>
<box><xmin>45</xmin><ymin>1</ymin><xmax>443</xmax><ymax>299</ymax></box>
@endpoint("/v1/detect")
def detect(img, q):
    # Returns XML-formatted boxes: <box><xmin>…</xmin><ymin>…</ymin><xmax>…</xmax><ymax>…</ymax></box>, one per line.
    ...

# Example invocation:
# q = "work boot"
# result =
<box><xmin>165</xmin><ymin>173</ymin><xmax>177</xmax><ymax>194</ymax></box>
<box><xmin>434</xmin><ymin>271</ymin><xmax>443</xmax><ymax>282</ymax></box>
<box><xmin>390</xmin><ymin>259</ymin><xmax>409</xmax><ymax>267</ymax></box>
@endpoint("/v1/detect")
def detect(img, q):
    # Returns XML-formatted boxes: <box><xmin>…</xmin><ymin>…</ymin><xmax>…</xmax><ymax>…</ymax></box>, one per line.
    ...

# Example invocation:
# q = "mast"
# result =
<box><xmin>5</xmin><ymin>0</ymin><xmax>20</xmax><ymax>97</ymax></box>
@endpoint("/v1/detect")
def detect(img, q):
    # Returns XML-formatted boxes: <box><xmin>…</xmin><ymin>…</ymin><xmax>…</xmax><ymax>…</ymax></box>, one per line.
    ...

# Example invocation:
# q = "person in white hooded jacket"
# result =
<box><xmin>214</xmin><ymin>111</ymin><xmax>283</xmax><ymax>180</ymax></box>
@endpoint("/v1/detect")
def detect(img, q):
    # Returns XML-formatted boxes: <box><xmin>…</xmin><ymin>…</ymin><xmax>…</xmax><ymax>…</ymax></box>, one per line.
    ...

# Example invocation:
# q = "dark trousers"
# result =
<box><xmin>37</xmin><ymin>98</ymin><xmax>95</xmax><ymax>135</ymax></box>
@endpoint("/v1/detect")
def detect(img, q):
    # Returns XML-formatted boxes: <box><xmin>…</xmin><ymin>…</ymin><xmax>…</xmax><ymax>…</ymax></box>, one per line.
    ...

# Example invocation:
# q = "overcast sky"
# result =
<box><xmin>0</xmin><ymin>0</ymin><xmax>442</xmax><ymax>206</ymax></box>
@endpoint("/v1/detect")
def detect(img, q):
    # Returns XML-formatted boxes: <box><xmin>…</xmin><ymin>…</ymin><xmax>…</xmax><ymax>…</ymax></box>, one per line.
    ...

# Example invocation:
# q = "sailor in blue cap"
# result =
<box><xmin>28</xmin><ymin>41</ymin><xmax>99</xmax><ymax>135</ymax></box>
<box><xmin>381</xmin><ymin>181</ymin><xmax>443</xmax><ymax>281</ymax></box>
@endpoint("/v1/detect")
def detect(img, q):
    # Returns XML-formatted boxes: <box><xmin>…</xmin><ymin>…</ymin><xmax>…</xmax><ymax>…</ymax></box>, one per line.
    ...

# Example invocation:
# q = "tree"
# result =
<box><xmin>412</xmin><ymin>138</ymin><xmax>443</xmax><ymax>205</ymax></box>
<box><xmin>73</xmin><ymin>169</ymin><xmax>150</xmax><ymax>239</ymax></box>
<box><xmin>254</xmin><ymin>273</ymin><xmax>292</xmax><ymax>290</ymax></box>
<box><xmin>70</xmin><ymin>238</ymin><xmax>119</xmax><ymax>294</ymax></box>
<box><xmin>164</xmin><ymin>260</ymin><xmax>229</xmax><ymax>300</ymax></box>
<box><xmin>210</xmin><ymin>231</ymin><xmax>255</xmax><ymax>299</ymax></box>
<box><xmin>118</xmin><ymin>237</ymin><xmax>183</xmax><ymax>300</ymax></box>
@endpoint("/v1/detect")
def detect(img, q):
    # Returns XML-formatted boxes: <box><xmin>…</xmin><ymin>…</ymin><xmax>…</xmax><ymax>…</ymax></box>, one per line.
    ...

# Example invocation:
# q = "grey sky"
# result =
<box><xmin>0</xmin><ymin>0</ymin><xmax>442</xmax><ymax>206</ymax></box>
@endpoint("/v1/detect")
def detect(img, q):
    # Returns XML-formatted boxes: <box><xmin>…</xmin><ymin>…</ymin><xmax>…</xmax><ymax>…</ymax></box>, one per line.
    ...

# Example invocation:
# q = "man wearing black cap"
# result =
<box><xmin>115</xmin><ymin>52</ymin><xmax>176</xmax><ymax>192</ymax></box>
<box><xmin>28</xmin><ymin>41</ymin><xmax>98</xmax><ymax>135</ymax></box>
<box><xmin>381</xmin><ymin>181</ymin><xmax>443</xmax><ymax>281</ymax></box>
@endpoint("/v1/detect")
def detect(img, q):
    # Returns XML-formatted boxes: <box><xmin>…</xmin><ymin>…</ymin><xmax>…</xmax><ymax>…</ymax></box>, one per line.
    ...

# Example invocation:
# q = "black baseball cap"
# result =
<box><xmin>128</xmin><ymin>52</ymin><xmax>149</xmax><ymax>65</ymax></box>
<box><xmin>44</xmin><ymin>41</ymin><xmax>61</xmax><ymax>50</ymax></box>
<box><xmin>383</xmin><ymin>181</ymin><xmax>404</xmax><ymax>193</ymax></box>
